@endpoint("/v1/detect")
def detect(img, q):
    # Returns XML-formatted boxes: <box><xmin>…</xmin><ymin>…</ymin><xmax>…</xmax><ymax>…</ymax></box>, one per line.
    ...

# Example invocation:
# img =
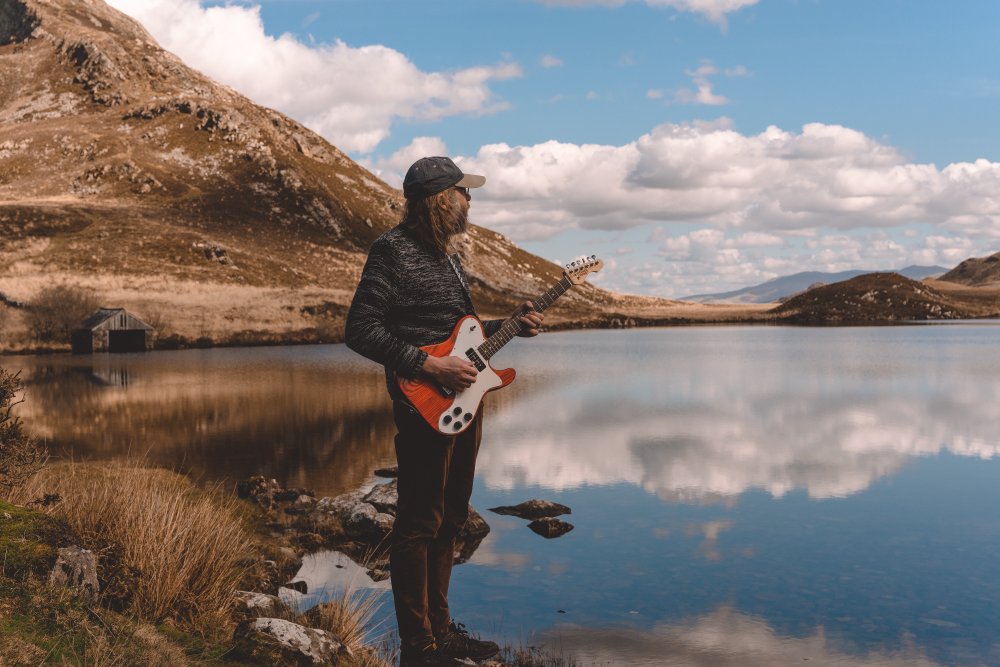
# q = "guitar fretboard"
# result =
<box><xmin>477</xmin><ymin>275</ymin><xmax>573</xmax><ymax>360</ymax></box>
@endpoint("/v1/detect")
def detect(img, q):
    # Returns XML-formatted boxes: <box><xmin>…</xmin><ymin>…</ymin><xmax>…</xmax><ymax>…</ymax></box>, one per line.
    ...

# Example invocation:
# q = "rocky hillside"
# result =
<box><xmin>938</xmin><ymin>251</ymin><xmax>1000</xmax><ymax>287</ymax></box>
<box><xmin>772</xmin><ymin>273</ymin><xmax>983</xmax><ymax>323</ymax></box>
<box><xmin>0</xmin><ymin>0</ymin><xmax>677</xmax><ymax>351</ymax></box>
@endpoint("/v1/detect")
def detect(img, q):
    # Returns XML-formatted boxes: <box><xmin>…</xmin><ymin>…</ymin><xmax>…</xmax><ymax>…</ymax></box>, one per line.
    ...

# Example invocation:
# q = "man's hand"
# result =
<box><xmin>422</xmin><ymin>354</ymin><xmax>478</xmax><ymax>391</ymax></box>
<box><xmin>516</xmin><ymin>301</ymin><xmax>544</xmax><ymax>337</ymax></box>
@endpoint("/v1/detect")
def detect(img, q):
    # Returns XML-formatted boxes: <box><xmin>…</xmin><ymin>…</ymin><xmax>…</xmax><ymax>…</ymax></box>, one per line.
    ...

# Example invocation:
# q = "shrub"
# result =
<box><xmin>11</xmin><ymin>462</ymin><xmax>253</xmax><ymax>635</ymax></box>
<box><xmin>0</xmin><ymin>368</ymin><xmax>46</xmax><ymax>498</ymax></box>
<box><xmin>26</xmin><ymin>284</ymin><xmax>101</xmax><ymax>343</ymax></box>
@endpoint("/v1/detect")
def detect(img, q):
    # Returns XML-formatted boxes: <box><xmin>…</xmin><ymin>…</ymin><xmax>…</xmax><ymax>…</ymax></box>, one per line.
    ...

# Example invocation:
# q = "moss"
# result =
<box><xmin>0</xmin><ymin>500</ymin><xmax>75</xmax><ymax>578</ymax></box>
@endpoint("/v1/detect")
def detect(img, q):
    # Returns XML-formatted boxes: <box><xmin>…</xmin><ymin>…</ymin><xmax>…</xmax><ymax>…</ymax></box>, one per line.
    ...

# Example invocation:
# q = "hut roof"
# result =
<box><xmin>79</xmin><ymin>308</ymin><xmax>154</xmax><ymax>331</ymax></box>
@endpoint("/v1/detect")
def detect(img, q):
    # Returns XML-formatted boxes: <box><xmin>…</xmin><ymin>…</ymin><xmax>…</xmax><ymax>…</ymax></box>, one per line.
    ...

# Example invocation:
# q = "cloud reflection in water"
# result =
<box><xmin>541</xmin><ymin>606</ymin><xmax>942</xmax><ymax>667</ymax></box>
<box><xmin>478</xmin><ymin>327</ymin><xmax>1000</xmax><ymax>500</ymax></box>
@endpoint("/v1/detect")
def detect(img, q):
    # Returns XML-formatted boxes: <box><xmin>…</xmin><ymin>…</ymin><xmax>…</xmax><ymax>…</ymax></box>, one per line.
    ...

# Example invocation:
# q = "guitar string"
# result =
<box><xmin>477</xmin><ymin>275</ymin><xmax>574</xmax><ymax>360</ymax></box>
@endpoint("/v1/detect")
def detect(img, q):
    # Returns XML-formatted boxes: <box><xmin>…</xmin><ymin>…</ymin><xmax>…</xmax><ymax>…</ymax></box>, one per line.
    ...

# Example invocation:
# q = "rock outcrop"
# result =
<box><xmin>235</xmin><ymin>617</ymin><xmax>350</xmax><ymax>666</ymax></box>
<box><xmin>48</xmin><ymin>545</ymin><xmax>99</xmax><ymax>598</ymax></box>
<box><xmin>489</xmin><ymin>499</ymin><xmax>572</xmax><ymax>520</ymax></box>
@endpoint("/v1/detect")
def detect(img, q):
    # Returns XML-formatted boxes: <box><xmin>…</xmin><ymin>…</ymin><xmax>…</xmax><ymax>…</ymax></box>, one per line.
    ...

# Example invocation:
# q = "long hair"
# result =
<box><xmin>400</xmin><ymin>189</ymin><xmax>465</xmax><ymax>258</ymax></box>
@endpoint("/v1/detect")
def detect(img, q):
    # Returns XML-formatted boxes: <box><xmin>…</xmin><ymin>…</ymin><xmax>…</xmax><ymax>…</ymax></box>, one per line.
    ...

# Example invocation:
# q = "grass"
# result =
<box><xmin>9</xmin><ymin>461</ymin><xmax>253</xmax><ymax>636</ymax></box>
<box><xmin>299</xmin><ymin>588</ymin><xmax>395</xmax><ymax>667</ymax></box>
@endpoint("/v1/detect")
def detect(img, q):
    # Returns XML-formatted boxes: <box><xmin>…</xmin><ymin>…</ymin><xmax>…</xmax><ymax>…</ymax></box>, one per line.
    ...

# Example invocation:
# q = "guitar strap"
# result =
<box><xmin>448</xmin><ymin>253</ymin><xmax>475</xmax><ymax>310</ymax></box>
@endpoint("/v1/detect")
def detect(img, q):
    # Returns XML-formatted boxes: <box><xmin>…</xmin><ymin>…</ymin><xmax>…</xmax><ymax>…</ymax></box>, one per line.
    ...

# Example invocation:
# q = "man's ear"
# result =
<box><xmin>435</xmin><ymin>190</ymin><xmax>452</xmax><ymax>210</ymax></box>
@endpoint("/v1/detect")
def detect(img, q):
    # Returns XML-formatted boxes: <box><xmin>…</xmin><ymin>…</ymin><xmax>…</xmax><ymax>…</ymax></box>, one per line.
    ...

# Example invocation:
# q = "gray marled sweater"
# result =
<box><xmin>345</xmin><ymin>223</ymin><xmax>502</xmax><ymax>400</ymax></box>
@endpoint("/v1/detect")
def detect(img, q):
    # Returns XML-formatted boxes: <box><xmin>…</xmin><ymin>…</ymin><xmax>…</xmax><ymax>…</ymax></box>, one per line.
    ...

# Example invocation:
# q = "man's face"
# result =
<box><xmin>446</xmin><ymin>186</ymin><xmax>471</xmax><ymax>235</ymax></box>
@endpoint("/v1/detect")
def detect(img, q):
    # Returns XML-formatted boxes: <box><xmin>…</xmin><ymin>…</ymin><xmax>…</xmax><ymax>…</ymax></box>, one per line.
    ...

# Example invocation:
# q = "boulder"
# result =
<box><xmin>362</xmin><ymin>480</ymin><xmax>397</xmax><ymax>516</ymax></box>
<box><xmin>489</xmin><ymin>499</ymin><xmax>571</xmax><ymax>520</ymax></box>
<box><xmin>48</xmin><ymin>546</ymin><xmax>99</xmax><ymax>599</ymax></box>
<box><xmin>344</xmin><ymin>502</ymin><xmax>394</xmax><ymax>539</ymax></box>
<box><xmin>460</xmin><ymin>507</ymin><xmax>491</xmax><ymax>540</ymax></box>
<box><xmin>527</xmin><ymin>518</ymin><xmax>574</xmax><ymax>539</ymax></box>
<box><xmin>233</xmin><ymin>590</ymin><xmax>287</xmax><ymax>619</ymax></box>
<box><xmin>236</xmin><ymin>617</ymin><xmax>350</xmax><ymax>666</ymax></box>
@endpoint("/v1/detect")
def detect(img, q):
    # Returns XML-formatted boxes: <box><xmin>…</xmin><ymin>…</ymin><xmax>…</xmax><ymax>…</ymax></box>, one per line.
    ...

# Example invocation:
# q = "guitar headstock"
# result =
<box><xmin>563</xmin><ymin>255</ymin><xmax>603</xmax><ymax>285</ymax></box>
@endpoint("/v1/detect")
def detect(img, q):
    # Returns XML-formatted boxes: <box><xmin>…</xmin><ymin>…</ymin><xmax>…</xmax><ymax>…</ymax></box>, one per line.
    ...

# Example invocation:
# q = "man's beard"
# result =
<box><xmin>449</xmin><ymin>208</ymin><xmax>469</xmax><ymax>236</ymax></box>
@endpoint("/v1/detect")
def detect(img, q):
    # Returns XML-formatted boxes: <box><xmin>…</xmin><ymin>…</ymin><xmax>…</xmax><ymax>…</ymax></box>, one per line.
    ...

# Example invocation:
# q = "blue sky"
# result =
<box><xmin>109</xmin><ymin>0</ymin><xmax>1000</xmax><ymax>297</ymax></box>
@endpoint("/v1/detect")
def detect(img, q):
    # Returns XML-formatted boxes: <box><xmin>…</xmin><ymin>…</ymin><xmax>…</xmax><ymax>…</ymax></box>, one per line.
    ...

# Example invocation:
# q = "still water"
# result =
<box><xmin>5</xmin><ymin>325</ymin><xmax>1000</xmax><ymax>666</ymax></box>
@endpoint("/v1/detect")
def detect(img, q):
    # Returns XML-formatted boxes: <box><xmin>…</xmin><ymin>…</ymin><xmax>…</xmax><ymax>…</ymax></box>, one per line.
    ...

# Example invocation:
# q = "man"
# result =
<box><xmin>345</xmin><ymin>156</ymin><xmax>543</xmax><ymax>666</ymax></box>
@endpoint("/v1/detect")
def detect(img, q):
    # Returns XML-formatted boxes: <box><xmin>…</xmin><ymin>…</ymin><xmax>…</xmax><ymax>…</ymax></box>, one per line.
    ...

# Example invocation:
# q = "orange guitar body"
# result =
<box><xmin>398</xmin><ymin>315</ymin><xmax>515</xmax><ymax>435</ymax></box>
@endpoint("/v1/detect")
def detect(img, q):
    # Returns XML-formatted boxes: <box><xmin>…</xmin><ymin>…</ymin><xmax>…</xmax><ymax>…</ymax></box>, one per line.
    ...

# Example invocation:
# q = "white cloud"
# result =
<box><xmin>449</xmin><ymin>122</ymin><xmax>1000</xmax><ymax>239</ymax></box>
<box><xmin>106</xmin><ymin>0</ymin><xmax>521</xmax><ymax>153</ymax></box>
<box><xmin>647</xmin><ymin>89</ymin><xmax>665</xmax><ymax>99</ymax></box>
<box><xmin>374</xmin><ymin>123</ymin><xmax>999</xmax><ymax>296</ymax></box>
<box><xmin>672</xmin><ymin>60</ymin><xmax>748</xmax><ymax>106</ymax></box>
<box><xmin>539</xmin><ymin>54</ymin><xmax>564</xmax><ymax>68</ymax></box>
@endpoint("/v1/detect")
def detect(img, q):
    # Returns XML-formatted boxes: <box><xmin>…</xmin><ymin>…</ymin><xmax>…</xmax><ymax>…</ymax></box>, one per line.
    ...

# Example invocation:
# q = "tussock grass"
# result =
<box><xmin>10</xmin><ymin>462</ymin><xmax>253</xmax><ymax>636</ymax></box>
<box><xmin>301</xmin><ymin>588</ymin><xmax>393</xmax><ymax>666</ymax></box>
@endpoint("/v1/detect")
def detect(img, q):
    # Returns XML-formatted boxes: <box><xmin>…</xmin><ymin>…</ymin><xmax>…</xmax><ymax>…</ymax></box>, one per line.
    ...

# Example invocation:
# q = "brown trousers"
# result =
<box><xmin>390</xmin><ymin>400</ymin><xmax>483</xmax><ymax>653</ymax></box>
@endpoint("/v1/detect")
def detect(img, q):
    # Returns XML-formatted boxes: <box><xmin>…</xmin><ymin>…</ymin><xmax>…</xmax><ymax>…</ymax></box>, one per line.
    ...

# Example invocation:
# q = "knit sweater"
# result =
<box><xmin>345</xmin><ymin>223</ymin><xmax>502</xmax><ymax>400</ymax></box>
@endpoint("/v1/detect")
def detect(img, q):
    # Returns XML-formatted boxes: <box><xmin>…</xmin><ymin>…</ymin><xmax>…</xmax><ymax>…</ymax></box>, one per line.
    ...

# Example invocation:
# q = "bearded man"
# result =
<box><xmin>345</xmin><ymin>156</ymin><xmax>543</xmax><ymax>666</ymax></box>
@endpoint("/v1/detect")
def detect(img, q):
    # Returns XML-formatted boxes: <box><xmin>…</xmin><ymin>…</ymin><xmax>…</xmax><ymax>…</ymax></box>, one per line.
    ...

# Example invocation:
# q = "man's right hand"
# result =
<box><xmin>421</xmin><ymin>354</ymin><xmax>478</xmax><ymax>392</ymax></box>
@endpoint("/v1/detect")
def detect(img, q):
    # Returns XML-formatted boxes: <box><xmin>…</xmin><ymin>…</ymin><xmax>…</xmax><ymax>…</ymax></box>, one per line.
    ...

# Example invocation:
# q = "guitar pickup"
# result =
<box><xmin>465</xmin><ymin>348</ymin><xmax>486</xmax><ymax>371</ymax></box>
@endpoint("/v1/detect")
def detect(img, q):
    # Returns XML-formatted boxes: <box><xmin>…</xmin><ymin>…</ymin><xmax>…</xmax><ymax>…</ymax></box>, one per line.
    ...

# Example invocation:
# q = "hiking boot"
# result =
<box><xmin>399</xmin><ymin>645</ymin><xmax>456</xmax><ymax>667</ymax></box>
<box><xmin>437</xmin><ymin>620</ymin><xmax>500</xmax><ymax>660</ymax></box>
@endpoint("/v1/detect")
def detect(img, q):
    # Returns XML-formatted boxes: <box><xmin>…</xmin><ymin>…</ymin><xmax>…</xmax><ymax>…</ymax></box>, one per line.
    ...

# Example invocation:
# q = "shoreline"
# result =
<box><xmin>7</xmin><ymin>311</ymin><xmax>1000</xmax><ymax>357</ymax></box>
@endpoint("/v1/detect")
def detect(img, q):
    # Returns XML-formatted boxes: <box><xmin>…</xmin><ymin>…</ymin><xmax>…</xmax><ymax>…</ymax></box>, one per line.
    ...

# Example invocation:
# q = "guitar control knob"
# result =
<box><xmin>453</xmin><ymin>407</ymin><xmax>462</xmax><ymax>416</ymax></box>
<box><xmin>443</xmin><ymin>415</ymin><xmax>452</xmax><ymax>424</ymax></box>
<box><xmin>453</xmin><ymin>422</ymin><xmax>462</xmax><ymax>431</ymax></box>
<box><xmin>463</xmin><ymin>413</ymin><xmax>473</xmax><ymax>422</ymax></box>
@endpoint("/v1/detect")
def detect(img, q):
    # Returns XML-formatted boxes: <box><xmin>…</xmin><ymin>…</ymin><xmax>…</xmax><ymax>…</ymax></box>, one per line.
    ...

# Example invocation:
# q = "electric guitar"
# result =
<box><xmin>399</xmin><ymin>255</ymin><xmax>604</xmax><ymax>434</ymax></box>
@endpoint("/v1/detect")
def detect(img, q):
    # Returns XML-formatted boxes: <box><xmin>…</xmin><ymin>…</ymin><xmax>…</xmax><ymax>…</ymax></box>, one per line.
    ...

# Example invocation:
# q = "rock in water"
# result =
<box><xmin>489</xmin><ymin>499</ymin><xmax>572</xmax><ymax>520</ymax></box>
<box><xmin>527</xmin><ymin>518</ymin><xmax>574</xmax><ymax>539</ymax></box>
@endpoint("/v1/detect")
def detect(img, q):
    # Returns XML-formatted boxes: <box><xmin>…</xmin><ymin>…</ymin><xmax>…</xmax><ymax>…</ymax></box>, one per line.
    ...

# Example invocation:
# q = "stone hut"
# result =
<box><xmin>71</xmin><ymin>308</ymin><xmax>156</xmax><ymax>354</ymax></box>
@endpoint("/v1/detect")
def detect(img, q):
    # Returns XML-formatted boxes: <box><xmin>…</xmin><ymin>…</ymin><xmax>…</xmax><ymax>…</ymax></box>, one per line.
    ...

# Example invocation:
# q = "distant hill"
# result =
<box><xmin>938</xmin><ymin>252</ymin><xmax>1000</xmax><ymax>287</ymax></box>
<box><xmin>683</xmin><ymin>266</ymin><xmax>947</xmax><ymax>304</ymax></box>
<box><xmin>772</xmin><ymin>273</ymin><xmax>979</xmax><ymax>323</ymax></box>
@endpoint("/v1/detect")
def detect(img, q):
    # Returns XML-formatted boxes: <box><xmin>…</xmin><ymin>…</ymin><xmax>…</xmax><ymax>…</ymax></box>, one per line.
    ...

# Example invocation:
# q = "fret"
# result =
<box><xmin>478</xmin><ymin>276</ymin><xmax>575</xmax><ymax>360</ymax></box>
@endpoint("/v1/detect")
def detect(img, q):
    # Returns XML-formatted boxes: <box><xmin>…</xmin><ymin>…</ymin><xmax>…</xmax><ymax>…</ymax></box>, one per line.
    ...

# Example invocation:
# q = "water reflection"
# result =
<box><xmin>541</xmin><ymin>606</ymin><xmax>944</xmax><ymax>667</ymax></box>
<box><xmin>479</xmin><ymin>326</ymin><xmax>1000</xmax><ymax>500</ymax></box>
<box><xmin>7</xmin><ymin>347</ymin><xmax>396</xmax><ymax>497</ymax></box>
<box><xmin>6</xmin><ymin>325</ymin><xmax>1000</xmax><ymax>501</ymax></box>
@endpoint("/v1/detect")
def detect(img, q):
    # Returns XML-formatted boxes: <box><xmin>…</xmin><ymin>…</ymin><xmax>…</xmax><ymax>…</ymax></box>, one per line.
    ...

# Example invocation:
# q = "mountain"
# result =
<box><xmin>938</xmin><ymin>252</ymin><xmax>1000</xmax><ymax>287</ymax></box>
<box><xmin>0</xmin><ymin>0</ymin><xmax>679</xmax><ymax>351</ymax></box>
<box><xmin>682</xmin><ymin>265</ymin><xmax>948</xmax><ymax>304</ymax></box>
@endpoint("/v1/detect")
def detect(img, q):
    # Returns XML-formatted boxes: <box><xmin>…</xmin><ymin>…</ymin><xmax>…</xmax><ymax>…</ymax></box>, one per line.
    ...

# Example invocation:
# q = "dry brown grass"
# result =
<box><xmin>10</xmin><ymin>461</ymin><xmax>253</xmax><ymax>636</ymax></box>
<box><xmin>301</xmin><ymin>588</ymin><xmax>393</xmax><ymax>666</ymax></box>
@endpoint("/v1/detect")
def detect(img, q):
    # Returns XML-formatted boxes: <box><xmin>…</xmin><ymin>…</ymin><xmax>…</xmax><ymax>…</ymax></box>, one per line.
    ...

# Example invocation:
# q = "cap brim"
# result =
<box><xmin>456</xmin><ymin>173</ymin><xmax>486</xmax><ymax>189</ymax></box>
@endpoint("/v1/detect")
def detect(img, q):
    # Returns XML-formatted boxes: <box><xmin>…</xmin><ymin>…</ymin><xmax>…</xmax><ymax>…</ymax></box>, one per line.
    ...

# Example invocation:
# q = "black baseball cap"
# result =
<box><xmin>402</xmin><ymin>156</ymin><xmax>485</xmax><ymax>200</ymax></box>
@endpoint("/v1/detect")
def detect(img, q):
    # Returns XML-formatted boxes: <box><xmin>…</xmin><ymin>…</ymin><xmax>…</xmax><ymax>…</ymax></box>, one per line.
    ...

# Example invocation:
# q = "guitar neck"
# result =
<box><xmin>477</xmin><ymin>275</ymin><xmax>573</xmax><ymax>361</ymax></box>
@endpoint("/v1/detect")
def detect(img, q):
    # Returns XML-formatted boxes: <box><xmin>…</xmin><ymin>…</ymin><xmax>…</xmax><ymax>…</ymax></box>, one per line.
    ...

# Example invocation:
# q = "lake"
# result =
<box><xmin>5</xmin><ymin>324</ymin><xmax>1000</xmax><ymax>666</ymax></box>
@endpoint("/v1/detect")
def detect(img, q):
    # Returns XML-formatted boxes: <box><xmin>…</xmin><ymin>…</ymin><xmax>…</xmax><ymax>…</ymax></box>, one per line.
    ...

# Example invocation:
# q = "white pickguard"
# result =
<box><xmin>437</xmin><ymin>317</ymin><xmax>503</xmax><ymax>434</ymax></box>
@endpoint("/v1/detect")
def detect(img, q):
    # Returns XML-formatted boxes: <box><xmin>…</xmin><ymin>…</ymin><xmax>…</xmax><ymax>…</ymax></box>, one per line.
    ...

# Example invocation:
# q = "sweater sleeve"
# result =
<box><xmin>483</xmin><ymin>318</ymin><xmax>505</xmax><ymax>337</ymax></box>
<box><xmin>345</xmin><ymin>239</ymin><xmax>428</xmax><ymax>378</ymax></box>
